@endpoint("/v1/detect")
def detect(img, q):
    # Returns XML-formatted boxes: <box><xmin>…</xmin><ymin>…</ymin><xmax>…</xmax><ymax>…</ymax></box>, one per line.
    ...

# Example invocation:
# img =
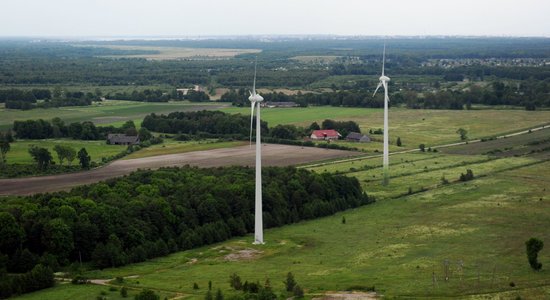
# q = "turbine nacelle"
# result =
<box><xmin>379</xmin><ymin>75</ymin><xmax>390</xmax><ymax>82</ymax></box>
<box><xmin>249</xmin><ymin>93</ymin><xmax>264</xmax><ymax>103</ymax></box>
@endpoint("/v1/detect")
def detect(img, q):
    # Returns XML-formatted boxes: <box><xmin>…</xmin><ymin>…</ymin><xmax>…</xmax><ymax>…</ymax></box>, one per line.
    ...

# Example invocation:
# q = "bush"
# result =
<box><xmin>526</xmin><ymin>238</ymin><xmax>544</xmax><ymax>271</ymax></box>
<box><xmin>293</xmin><ymin>285</ymin><xmax>304</xmax><ymax>298</ymax></box>
<box><xmin>135</xmin><ymin>289</ymin><xmax>160</xmax><ymax>300</ymax></box>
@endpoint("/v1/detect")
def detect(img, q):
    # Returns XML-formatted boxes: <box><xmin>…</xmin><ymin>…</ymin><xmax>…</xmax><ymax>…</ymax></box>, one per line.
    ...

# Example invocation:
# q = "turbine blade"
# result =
<box><xmin>249</xmin><ymin>102</ymin><xmax>256</xmax><ymax>147</ymax></box>
<box><xmin>252</xmin><ymin>57</ymin><xmax>258</xmax><ymax>95</ymax></box>
<box><xmin>382</xmin><ymin>43</ymin><xmax>386</xmax><ymax>76</ymax></box>
<box><xmin>373</xmin><ymin>82</ymin><xmax>382</xmax><ymax>97</ymax></box>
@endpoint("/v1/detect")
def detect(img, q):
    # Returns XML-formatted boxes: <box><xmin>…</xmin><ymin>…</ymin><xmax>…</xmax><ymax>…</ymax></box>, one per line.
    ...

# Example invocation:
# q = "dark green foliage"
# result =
<box><xmin>459</xmin><ymin>169</ymin><xmax>474</xmax><ymax>182</ymax></box>
<box><xmin>284</xmin><ymin>272</ymin><xmax>296</xmax><ymax>292</ymax></box>
<box><xmin>0</xmin><ymin>166</ymin><xmax>370</xmax><ymax>294</ymax></box>
<box><xmin>193</xmin><ymin>282</ymin><xmax>199</xmax><ymax>290</ymax></box>
<box><xmin>321</xmin><ymin>119</ymin><xmax>361</xmax><ymax>138</ymax></box>
<box><xmin>205</xmin><ymin>290</ymin><xmax>213</xmax><ymax>300</ymax></box>
<box><xmin>121</xmin><ymin>286</ymin><xmax>128</xmax><ymax>298</ymax></box>
<box><xmin>270</xmin><ymin>124</ymin><xmax>303</xmax><ymax>140</ymax></box>
<box><xmin>396</xmin><ymin>137</ymin><xmax>402</xmax><ymax>147</ymax></box>
<box><xmin>135</xmin><ymin>289</ymin><xmax>160</xmax><ymax>300</ymax></box>
<box><xmin>229</xmin><ymin>273</ymin><xmax>243</xmax><ymax>290</ymax></box>
<box><xmin>525</xmin><ymin>238</ymin><xmax>544</xmax><ymax>271</ymax></box>
<box><xmin>78</xmin><ymin>148</ymin><xmax>91</xmax><ymax>169</ymax></box>
<box><xmin>215</xmin><ymin>289</ymin><xmax>224</xmax><ymax>300</ymax></box>
<box><xmin>142</xmin><ymin>110</ymin><xmax>268</xmax><ymax>138</ymax></box>
<box><xmin>457</xmin><ymin>128</ymin><xmax>468</xmax><ymax>141</ymax></box>
<box><xmin>28</xmin><ymin>146</ymin><xmax>53</xmax><ymax>170</ymax></box>
<box><xmin>292</xmin><ymin>285</ymin><xmax>304</xmax><ymax>298</ymax></box>
<box><xmin>71</xmin><ymin>275</ymin><xmax>89</xmax><ymax>284</ymax></box>
<box><xmin>0</xmin><ymin>264</ymin><xmax>54</xmax><ymax>299</ymax></box>
<box><xmin>0</xmin><ymin>131</ymin><xmax>11</xmax><ymax>164</ymax></box>
<box><xmin>342</xmin><ymin>216</ymin><xmax>346</xmax><ymax>224</ymax></box>
<box><xmin>419</xmin><ymin>144</ymin><xmax>426</xmax><ymax>152</ymax></box>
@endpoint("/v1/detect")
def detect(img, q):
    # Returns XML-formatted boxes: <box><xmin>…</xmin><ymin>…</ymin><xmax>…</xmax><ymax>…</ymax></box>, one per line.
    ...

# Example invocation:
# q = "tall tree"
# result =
<box><xmin>77</xmin><ymin>148</ymin><xmax>91</xmax><ymax>169</ymax></box>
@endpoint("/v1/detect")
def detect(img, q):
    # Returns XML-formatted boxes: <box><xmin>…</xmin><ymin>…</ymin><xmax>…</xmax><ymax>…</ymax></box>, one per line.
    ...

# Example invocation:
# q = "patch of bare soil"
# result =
<box><xmin>223</xmin><ymin>247</ymin><xmax>263</xmax><ymax>261</ymax></box>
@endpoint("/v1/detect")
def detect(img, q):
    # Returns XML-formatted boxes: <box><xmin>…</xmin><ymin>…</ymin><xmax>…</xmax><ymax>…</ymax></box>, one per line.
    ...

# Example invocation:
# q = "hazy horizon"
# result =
<box><xmin>1</xmin><ymin>0</ymin><xmax>549</xmax><ymax>38</ymax></box>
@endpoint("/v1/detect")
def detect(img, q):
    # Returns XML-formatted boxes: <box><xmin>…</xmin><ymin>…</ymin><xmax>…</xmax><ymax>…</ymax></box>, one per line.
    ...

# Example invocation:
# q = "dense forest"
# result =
<box><xmin>142</xmin><ymin>110</ymin><xmax>268</xmax><ymax>138</ymax></box>
<box><xmin>0</xmin><ymin>166</ymin><xmax>371</xmax><ymax>297</ymax></box>
<box><xmin>0</xmin><ymin>88</ymin><xmax>100</xmax><ymax>110</ymax></box>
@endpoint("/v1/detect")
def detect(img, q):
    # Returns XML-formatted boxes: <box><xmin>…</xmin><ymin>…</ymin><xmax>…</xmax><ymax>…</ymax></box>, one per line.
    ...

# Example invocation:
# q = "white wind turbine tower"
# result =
<box><xmin>249</xmin><ymin>59</ymin><xmax>264</xmax><ymax>244</ymax></box>
<box><xmin>373</xmin><ymin>44</ymin><xmax>391</xmax><ymax>186</ymax></box>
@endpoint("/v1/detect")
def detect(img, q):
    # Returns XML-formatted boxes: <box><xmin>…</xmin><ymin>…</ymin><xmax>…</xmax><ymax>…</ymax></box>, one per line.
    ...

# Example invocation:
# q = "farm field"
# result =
<box><xmin>93</xmin><ymin>45</ymin><xmax>261</xmax><ymax>60</ymax></box>
<box><xmin>0</xmin><ymin>100</ymin><xmax>229</xmax><ymax>130</ymax></box>
<box><xmin>223</xmin><ymin>106</ymin><xmax>550</xmax><ymax>146</ymax></box>
<box><xmin>442</xmin><ymin>127</ymin><xmax>550</xmax><ymax>157</ymax></box>
<box><xmin>6</xmin><ymin>139</ymin><xmax>126</xmax><ymax>164</ymax></box>
<box><xmin>15</xmin><ymin>159</ymin><xmax>550</xmax><ymax>299</ymax></box>
<box><xmin>124</xmin><ymin>139</ymin><xmax>247</xmax><ymax>159</ymax></box>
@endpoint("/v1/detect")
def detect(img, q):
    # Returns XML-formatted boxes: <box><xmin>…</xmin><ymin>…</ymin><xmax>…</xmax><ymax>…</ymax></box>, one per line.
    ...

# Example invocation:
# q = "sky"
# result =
<box><xmin>0</xmin><ymin>0</ymin><xmax>549</xmax><ymax>37</ymax></box>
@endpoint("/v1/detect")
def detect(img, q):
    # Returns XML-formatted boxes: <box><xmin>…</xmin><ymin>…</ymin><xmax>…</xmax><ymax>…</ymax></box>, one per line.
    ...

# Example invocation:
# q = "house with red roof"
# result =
<box><xmin>310</xmin><ymin>129</ymin><xmax>341</xmax><ymax>140</ymax></box>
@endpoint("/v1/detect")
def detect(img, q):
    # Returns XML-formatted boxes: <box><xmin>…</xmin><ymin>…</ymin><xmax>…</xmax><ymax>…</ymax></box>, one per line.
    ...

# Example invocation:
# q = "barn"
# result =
<box><xmin>310</xmin><ymin>129</ymin><xmax>341</xmax><ymax>140</ymax></box>
<box><xmin>107</xmin><ymin>134</ymin><xmax>140</xmax><ymax>145</ymax></box>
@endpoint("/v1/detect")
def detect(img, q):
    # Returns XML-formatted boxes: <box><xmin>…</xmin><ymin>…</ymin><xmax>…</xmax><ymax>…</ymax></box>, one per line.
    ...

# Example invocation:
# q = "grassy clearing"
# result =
<box><xmin>124</xmin><ymin>139</ymin><xmax>247</xmax><ymax>159</ymax></box>
<box><xmin>18</xmin><ymin>160</ymin><xmax>550</xmax><ymax>299</ymax></box>
<box><xmin>0</xmin><ymin>100</ymin><xmax>228</xmax><ymax>130</ymax></box>
<box><xmin>443</xmin><ymin>127</ymin><xmax>550</xmax><ymax>156</ymax></box>
<box><xmin>223</xmin><ymin>107</ymin><xmax>550</xmax><ymax>146</ymax></box>
<box><xmin>6</xmin><ymin>139</ymin><xmax>126</xmax><ymax>164</ymax></box>
<box><xmin>12</xmin><ymin>282</ymin><xmax>175</xmax><ymax>300</ymax></box>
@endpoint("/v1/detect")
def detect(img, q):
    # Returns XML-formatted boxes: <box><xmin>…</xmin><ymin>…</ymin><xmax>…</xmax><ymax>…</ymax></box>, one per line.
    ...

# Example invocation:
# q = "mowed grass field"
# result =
<box><xmin>124</xmin><ymin>139</ymin><xmax>247</xmax><ymax>159</ymax></box>
<box><xmin>16</xmin><ymin>159</ymin><xmax>550</xmax><ymax>299</ymax></box>
<box><xmin>222</xmin><ymin>106</ymin><xmax>550</xmax><ymax>147</ymax></box>
<box><xmin>7</xmin><ymin>139</ymin><xmax>127</xmax><ymax>164</ymax></box>
<box><xmin>0</xmin><ymin>100</ymin><xmax>229</xmax><ymax>130</ymax></box>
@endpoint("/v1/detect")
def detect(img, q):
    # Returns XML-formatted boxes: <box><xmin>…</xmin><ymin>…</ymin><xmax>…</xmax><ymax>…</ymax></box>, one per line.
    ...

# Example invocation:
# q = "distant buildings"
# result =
<box><xmin>310</xmin><ymin>129</ymin><xmax>341</xmax><ymax>140</ymax></box>
<box><xmin>262</xmin><ymin>101</ymin><xmax>299</xmax><ymax>108</ymax></box>
<box><xmin>107</xmin><ymin>134</ymin><xmax>140</xmax><ymax>145</ymax></box>
<box><xmin>346</xmin><ymin>132</ymin><xmax>371</xmax><ymax>143</ymax></box>
<box><xmin>176</xmin><ymin>85</ymin><xmax>202</xmax><ymax>96</ymax></box>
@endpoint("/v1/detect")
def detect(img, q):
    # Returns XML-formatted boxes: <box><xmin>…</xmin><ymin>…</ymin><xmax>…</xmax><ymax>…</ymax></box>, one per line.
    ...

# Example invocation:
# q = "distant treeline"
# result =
<box><xmin>223</xmin><ymin>79</ymin><xmax>550</xmax><ymax>110</ymax></box>
<box><xmin>12</xmin><ymin>118</ymin><xmax>140</xmax><ymax>140</ymax></box>
<box><xmin>142</xmin><ymin>110</ymin><xmax>268</xmax><ymax>137</ymax></box>
<box><xmin>0</xmin><ymin>166</ymin><xmax>371</xmax><ymax>295</ymax></box>
<box><xmin>0</xmin><ymin>88</ymin><xmax>99</xmax><ymax>110</ymax></box>
<box><xmin>106</xmin><ymin>89</ymin><xmax>210</xmax><ymax>102</ymax></box>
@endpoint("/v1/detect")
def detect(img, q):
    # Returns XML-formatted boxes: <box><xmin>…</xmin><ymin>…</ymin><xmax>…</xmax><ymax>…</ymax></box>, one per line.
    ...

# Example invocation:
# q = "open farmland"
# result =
<box><xmin>222</xmin><ymin>106</ymin><xmax>550</xmax><ymax>146</ymax></box>
<box><xmin>0</xmin><ymin>144</ymin><xmax>362</xmax><ymax>195</ymax></box>
<box><xmin>443</xmin><ymin>127</ymin><xmax>550</xmax><ymax>158</ymax></box>
<box><xmin>6</xmin><ymin>139</ymin><xmax>126</xmax><ymax>165</ymax></box>
<box><xmin>92</xmin><ymin>45</ymin><xmax>261</xmax><ymax>60</ymax></box>
<box><xmin>0</xmin><ymin>100</ymin><xmax>229</xmax><ymax>130</ymax></box>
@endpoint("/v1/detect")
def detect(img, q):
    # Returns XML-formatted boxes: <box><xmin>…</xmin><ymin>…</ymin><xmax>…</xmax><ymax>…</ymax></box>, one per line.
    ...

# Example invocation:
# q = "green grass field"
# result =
<box><xmin>0</xmin><ymin>100</ymin><xmax>229</xmax><ymax>130</ymax></box>
<box><xmin>6</xmin><ymin>139</ymin><xmax>127</xmax><ymax>164</ymax></box>
<box><xmin>124</xmin><ymin>139</ymin><xmax>247</xmax><ymax>159</ymax></box>
<box><xmin>222</xmin><ymin>107</ymin><xmax>550</xmax><ymax>147</ymax></box>
<box><xmin>15</xmin><ymin>159</ymin><xmax>549</xmax><ymax>299</ymax></box>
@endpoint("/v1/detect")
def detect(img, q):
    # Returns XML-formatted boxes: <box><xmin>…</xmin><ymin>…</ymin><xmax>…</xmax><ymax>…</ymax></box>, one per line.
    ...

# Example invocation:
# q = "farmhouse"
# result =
<box><xmin>107</xmin><ymin>134</ymin><xmax>140</xmax><ymax>145</ymax></box>
<box><xmin>346</xmin><ymin>132</ymin><xmax>371</xmax><ymax>143</ymax></box>
<box><xmin>262</xmin><ymin>101</ymin><xmax>299</xmax><ymax>108</ymax></box>
<box><xmin>310</xmin><ymin>129</ymin><xmax>341</xmax><ymax>140</ymax></box>
<box><xmin>176</xmin><ymin>85</ymin><xmax>202</xmax><ymax>96</ymax></box>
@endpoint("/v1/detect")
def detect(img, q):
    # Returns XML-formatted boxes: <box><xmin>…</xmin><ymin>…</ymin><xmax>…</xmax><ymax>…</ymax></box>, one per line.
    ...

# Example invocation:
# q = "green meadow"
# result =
<box><xmin>0</xmin><ymin>100</ymin><xmax>229</xmax><ymax>130</ymax></box>
<box><xmin>15</xmin><ymin>159</ymin><xmax>550</xmax><ymax>299</ymax></box>
<box><xmin>6</xmin><ymin>139</ymin><xmax>127</xmax><ymax>164</ymax></box>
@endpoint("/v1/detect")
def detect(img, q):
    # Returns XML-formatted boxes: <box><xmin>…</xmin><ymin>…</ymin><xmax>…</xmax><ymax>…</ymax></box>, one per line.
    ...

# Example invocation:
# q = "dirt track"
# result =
<box><xmin>0</xmin><ymin>144</ymin><xmax>362</xmax><ymax>196</ymax></box>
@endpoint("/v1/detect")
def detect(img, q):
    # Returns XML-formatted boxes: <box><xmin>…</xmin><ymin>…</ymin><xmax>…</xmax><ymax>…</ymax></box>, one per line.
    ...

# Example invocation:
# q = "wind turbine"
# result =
<box><xmin>249</xmin><ymin>58</ymin><xmax>264</xmax><ymax>244</ymax></box>
<box><xmin>373</xmin><ymin>44</ymin><xmax>390</xmax><ymax>186</ymax></box>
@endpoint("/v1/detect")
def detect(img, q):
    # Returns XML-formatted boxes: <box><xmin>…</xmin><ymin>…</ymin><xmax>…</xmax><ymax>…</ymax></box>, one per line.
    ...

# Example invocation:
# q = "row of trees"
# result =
<box><xmin>1</xmin><ymin>88</ymin><xmax>100</xmax><ymax>110</ymax></box>
<box><xmin>12</xmin><ymin>118</ymin><xmax>151</xmax><ymax>141</ymax></box>
<box><xmin>0</xmin><ymin>166</ymin><xmax>371</xmax><ymax>286</ymax></box>
<box><xmin>142</xmin><ymin>110</ymin><xmax>268</xmax><ymax>138</ymax></box>
<box><xmin>222</xmin><ymin>78</ymin><xmax>550</xmax><ymax>110</ymax></box>
<box><xmin>27</xmin><ymin>146</ymin><xmax>91</xmax><ymax>170</ymax></box>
